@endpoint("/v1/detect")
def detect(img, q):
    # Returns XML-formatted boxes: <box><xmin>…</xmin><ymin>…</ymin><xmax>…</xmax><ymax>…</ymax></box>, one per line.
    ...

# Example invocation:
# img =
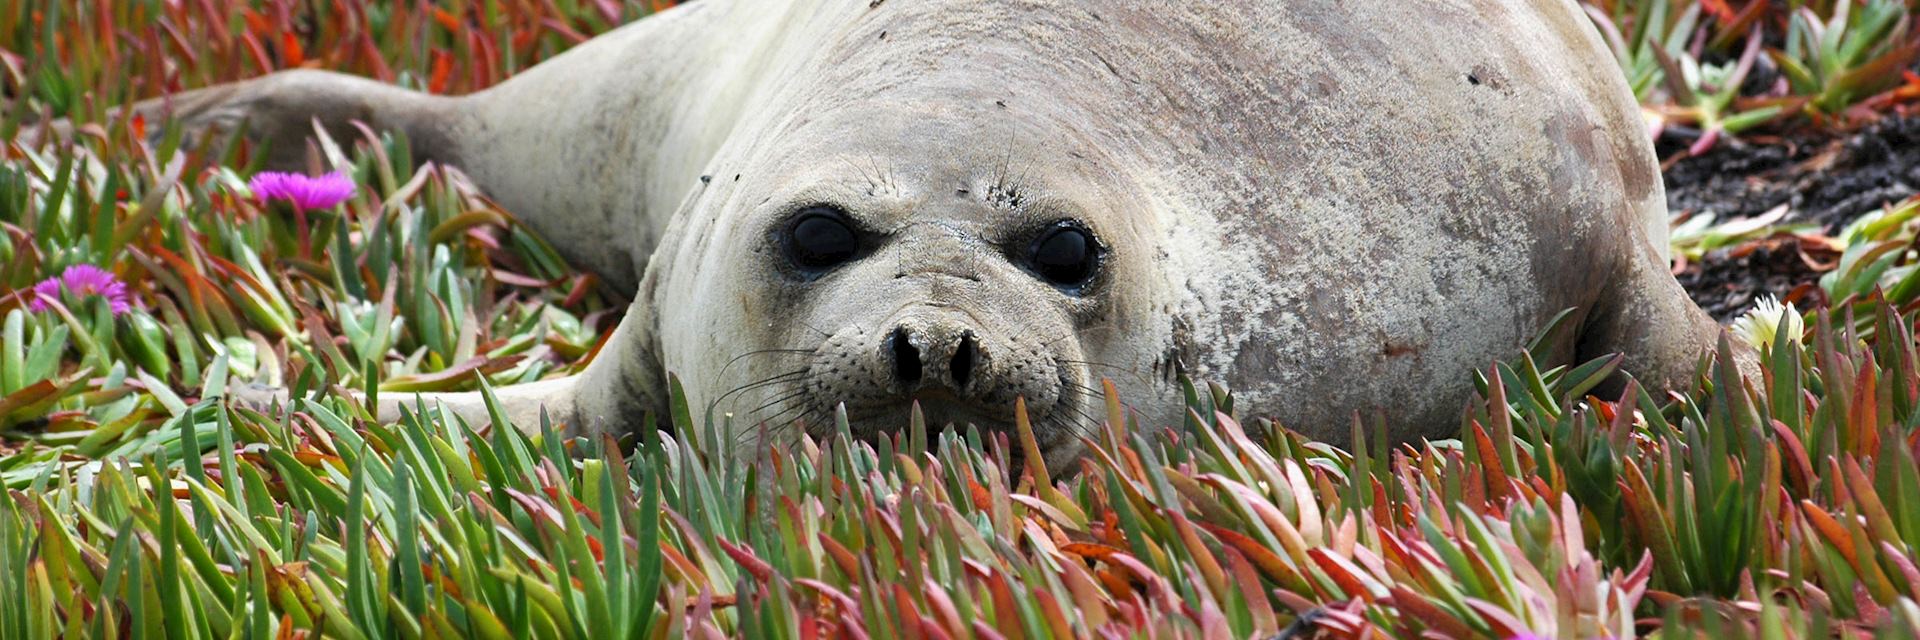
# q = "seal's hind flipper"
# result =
<box><xmin>1576</xmin><ymin>240</ymin><xmax>1759</xmax><ymax>395</ymax></box>
<box><xmin>38</xmin><ymin>70</ymin><xmax>465</xmax><ymax>173</ymax></box>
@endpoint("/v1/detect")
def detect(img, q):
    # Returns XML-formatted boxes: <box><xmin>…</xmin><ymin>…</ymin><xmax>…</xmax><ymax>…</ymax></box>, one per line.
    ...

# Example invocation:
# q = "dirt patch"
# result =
<box><xmin>1672</xmin><ymin>234</ymin><xmax>1838</xmax><ymax>320</ymax></box>
<box><xmin>1662</xmin><ymin>114</ymin><xmax>1920</xmax><ymax>229</ymax></box>
<box><xmin>1661</xmin><ymin>113</ymin><xmax>1920</xmax><ymax>319</ymax></box>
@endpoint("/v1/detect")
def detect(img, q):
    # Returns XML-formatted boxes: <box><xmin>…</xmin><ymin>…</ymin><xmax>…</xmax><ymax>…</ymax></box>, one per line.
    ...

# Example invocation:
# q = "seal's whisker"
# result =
<box><xmin>1057</xmin><ymin>410</ymin><xmax>1106</xmax><ymax>451</ymax></box>
<box><xmin>729</xmin><ymin>401</ymin><xmax>798</xmax><ymax>445</ymax></box>
<box><xmin>1043</xmin><ymin>409</ymin><xmax>1093</xmax><ymax>445</ymax></box>
<box><xmin>1058</xmin><ymin>359</ymin><xmax>1152</xmax><ymax>385</ymax></box>
<box><xmin>714</xmin><ymin>369</ymin><xmax>807</xmax><ymax>400</ymax></box>
<box><xmin>1060</xmin><ymin>379</ymin><xmax>1110</xmax><ymax>397</ymax></box>
<box><xmin>714</xmin><ymin>386</ymin><xmax>810</xmax><ymax>439</ymax></box>
<box><xmin>731</xmin><ymin>416</ymin><xmax>802</xmax><ymax>453</ymax></box>
<box><xmin>728</xmin><ymin>419</ymin><xmax>771</xmax><ymax>450</ymax></box>
<box><xmin>744</xmin><ymin>388</ymin><xmax>810</xmax><ymax>419</ymax></box>
<box><xmin>715</xmin><ymin>348</ymin><xmax>814</xmax><ymax>381</ymax></box>
<box><xmin>755</xmin><ymin>386</ymin><xmax>829</xmax><ymax>425</ymax></box>
<box><xmin>1054</xmin><ymin>379</ymin><xmax>1112</xmax><ymax>439</ymax></box>
<box><xmin>797</xmin><ymin>321</ymin><xmax>836</xmax><ymax>339</ymax></box>
<box><xmin>1034</xmin><ymin>329</ymin><xmax>1085</xmax><ymax>351</ymax></box>
<box><xmin>768</xmin><ymin>402</ymin><xmax>827</xmax><ymax>438</ymax></box>
<box><xmin>1058</xmin><ymin>396</ymin><xmax>1103</xmax><ymax>422</ymax></box>
<box><xmin>840</xmin><ymin>156</ymin><xmax>881</xmax><ymax>192</ymax></box>
<box><xmin>707</xmin><ymin>369</ymin><xmax>808</xmax><ymax>414</ymax></box>
<box><xmin>790</xmin><ymin>407</ymin><xmax>830</xmax><ymax>438</ymax></box>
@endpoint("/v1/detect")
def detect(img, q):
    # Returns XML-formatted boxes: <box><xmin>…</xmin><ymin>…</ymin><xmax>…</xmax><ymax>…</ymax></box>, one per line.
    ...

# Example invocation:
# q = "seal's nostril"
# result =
<box><xmin>950</xmin><ymin>332</ymin><xmax>977</xmax><ymax>390</ymax></box>
<box><xmin>890</xmin><ymin>327</ymin><xmax>922</xmax><ymax>387</ymax></box>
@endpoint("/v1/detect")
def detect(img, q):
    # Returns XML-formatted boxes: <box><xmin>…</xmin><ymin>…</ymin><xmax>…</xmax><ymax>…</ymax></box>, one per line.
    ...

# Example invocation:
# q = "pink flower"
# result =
<box><xmin>28</xmin><ymin>264</ymin><xmax>132</xmax><ymax>315</ymax></box>
<box><xmin>249</xmin><ymin>170</ymin><xmax>356</xmax><ymax>210</ymax></box>
<box><xmin>29</xmin><ymin>278</ymin><xmax>60</xmax><ymax>307</ymax></box>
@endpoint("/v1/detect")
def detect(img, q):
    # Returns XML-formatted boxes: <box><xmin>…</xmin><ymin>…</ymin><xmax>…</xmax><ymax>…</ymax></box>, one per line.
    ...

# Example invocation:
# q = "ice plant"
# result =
<box><xmin>248</xmin><ymin>170</ymin><xmax>356</xmax><ymax>210</ymax></box>
<box><xmin>26</xmin><ymin>264</ymin><xmax>132</xmax><ymax>315</ymax></box>
<box><xmin>12</xmin><ymin>1</ymin><xmax>1920</xmax><ymax>638</ymax></box>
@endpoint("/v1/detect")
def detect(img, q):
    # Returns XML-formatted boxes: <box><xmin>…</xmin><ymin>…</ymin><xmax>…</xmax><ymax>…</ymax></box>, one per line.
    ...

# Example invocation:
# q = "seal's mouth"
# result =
<box><xmin>832</xmin><ymin>393</ymin><xmax>1020</xmax><ymax>436</ymax></box>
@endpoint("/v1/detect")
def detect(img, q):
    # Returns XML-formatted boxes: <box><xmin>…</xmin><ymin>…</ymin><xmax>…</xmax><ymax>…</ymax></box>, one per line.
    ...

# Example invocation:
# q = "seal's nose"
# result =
<box><xmin>949</xmin><ymin>332</ymin><xmax>977</xmax><ymax>390</ymax></box>
<box><xmin>886</xmin><ymin>320</ymin><xmax>984</xmax><ymax>393</ymax></box>
<box><xmin>889</xmin><ymin>327</ymin><xmax>923</xmax><ymax>387</ymax></box>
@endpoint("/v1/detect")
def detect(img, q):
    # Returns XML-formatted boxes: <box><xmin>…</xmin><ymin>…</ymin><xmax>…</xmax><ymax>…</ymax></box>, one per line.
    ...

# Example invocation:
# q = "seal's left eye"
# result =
<box><xmin>781</xmin><ymin>207</ymin><xmax>861</xmax><ymax>272</ymax></box>
<box><xmin>1027</xmin><ymin>222</ymin><xmax>1100</xmax><ymax>290</ymax></box>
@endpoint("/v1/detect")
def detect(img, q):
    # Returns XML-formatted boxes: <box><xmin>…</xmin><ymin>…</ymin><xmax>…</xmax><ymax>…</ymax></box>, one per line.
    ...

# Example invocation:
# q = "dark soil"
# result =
<box><xmin>1661</xmin><ymin>114</ymin><xmax>1920</xmax><ymax>229</ymax></box>
<box><xmin>1660</xmin><ymin>113</ymin><xmax>1920</xmax><ymax>319</ymax></box>
<box><xmin>1671</xmin><ymin>234</ymin><xmax>1837</xmax><ymax>320</ymax></box>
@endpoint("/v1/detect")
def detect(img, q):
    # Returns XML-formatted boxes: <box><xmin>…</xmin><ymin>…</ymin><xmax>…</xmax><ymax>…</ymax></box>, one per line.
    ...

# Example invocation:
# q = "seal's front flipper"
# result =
<box><xmin>231</xmin><ymin>297</ymin><xmax>664</xmax><ymax>440</ymax></box>
<box><xmin>234</xmin><ymin>375</ymin><xmax>590</xmax><ymax>437</ymax></box>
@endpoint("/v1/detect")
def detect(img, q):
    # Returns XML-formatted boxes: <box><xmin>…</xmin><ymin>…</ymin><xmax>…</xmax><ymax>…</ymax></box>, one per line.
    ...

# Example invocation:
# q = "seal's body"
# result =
<box><xmin>95</xmin><ymin>0</ymin><xmax>1723</xmax><ymax>465</ymax></box>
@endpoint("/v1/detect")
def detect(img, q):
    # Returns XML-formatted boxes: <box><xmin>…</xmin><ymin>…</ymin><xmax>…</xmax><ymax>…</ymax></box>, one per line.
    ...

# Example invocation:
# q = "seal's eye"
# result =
<box><xmin>781</xmin><ymin>207</ymin><xmax>861</xmax><ymax>272</ymax></box>
<box><xmin>1027</xmin><ymin>222</ymin><xmax>1100</xmax><ymax>289</ymax></box>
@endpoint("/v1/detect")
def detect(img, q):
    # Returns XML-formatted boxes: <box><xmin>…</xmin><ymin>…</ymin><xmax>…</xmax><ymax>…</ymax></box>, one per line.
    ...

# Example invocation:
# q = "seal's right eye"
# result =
<box><xmin>1026</xmin><ymin>221</ymin><xmax>1101</xmax><ymax>290</ymax></box>
<box><xmin>780</xmin><ymin>206</ymin><xmax>861</xmax><ymax>273</ymax></box>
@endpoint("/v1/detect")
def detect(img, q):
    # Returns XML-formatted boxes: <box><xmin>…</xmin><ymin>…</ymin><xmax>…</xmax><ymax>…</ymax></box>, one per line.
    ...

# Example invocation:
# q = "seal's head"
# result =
<box><xmin>647</xmin><ymin>87</ymin><xmax>1175</xmax><ymax>468</ymax></box>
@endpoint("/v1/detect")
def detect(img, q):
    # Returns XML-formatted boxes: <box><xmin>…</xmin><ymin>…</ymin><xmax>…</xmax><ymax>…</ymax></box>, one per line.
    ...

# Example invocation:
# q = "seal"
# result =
<box><xmin>60</xmin><ymin>0</ymin><xmax>1731</xmax><ymax>468</ymax></box>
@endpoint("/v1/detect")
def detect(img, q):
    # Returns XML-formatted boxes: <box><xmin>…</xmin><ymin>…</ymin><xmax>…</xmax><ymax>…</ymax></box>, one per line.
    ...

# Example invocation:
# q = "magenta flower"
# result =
<box><xmin>27</xmin><ymin>264</ymin><xmax>132</xmax><ymax>315</ymax></box>
<box><xmin>249</xmin><ymin>170</ymin><xmax>356</xmax><ymax>210</ymax></box>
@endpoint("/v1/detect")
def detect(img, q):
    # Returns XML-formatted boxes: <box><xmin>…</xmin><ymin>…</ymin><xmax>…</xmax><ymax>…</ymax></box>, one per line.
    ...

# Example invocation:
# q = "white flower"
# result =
<box><xmin>1732</xmin><ymin>295</ymin><xmax>1803</xmax><ymax>350</ymax></box>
